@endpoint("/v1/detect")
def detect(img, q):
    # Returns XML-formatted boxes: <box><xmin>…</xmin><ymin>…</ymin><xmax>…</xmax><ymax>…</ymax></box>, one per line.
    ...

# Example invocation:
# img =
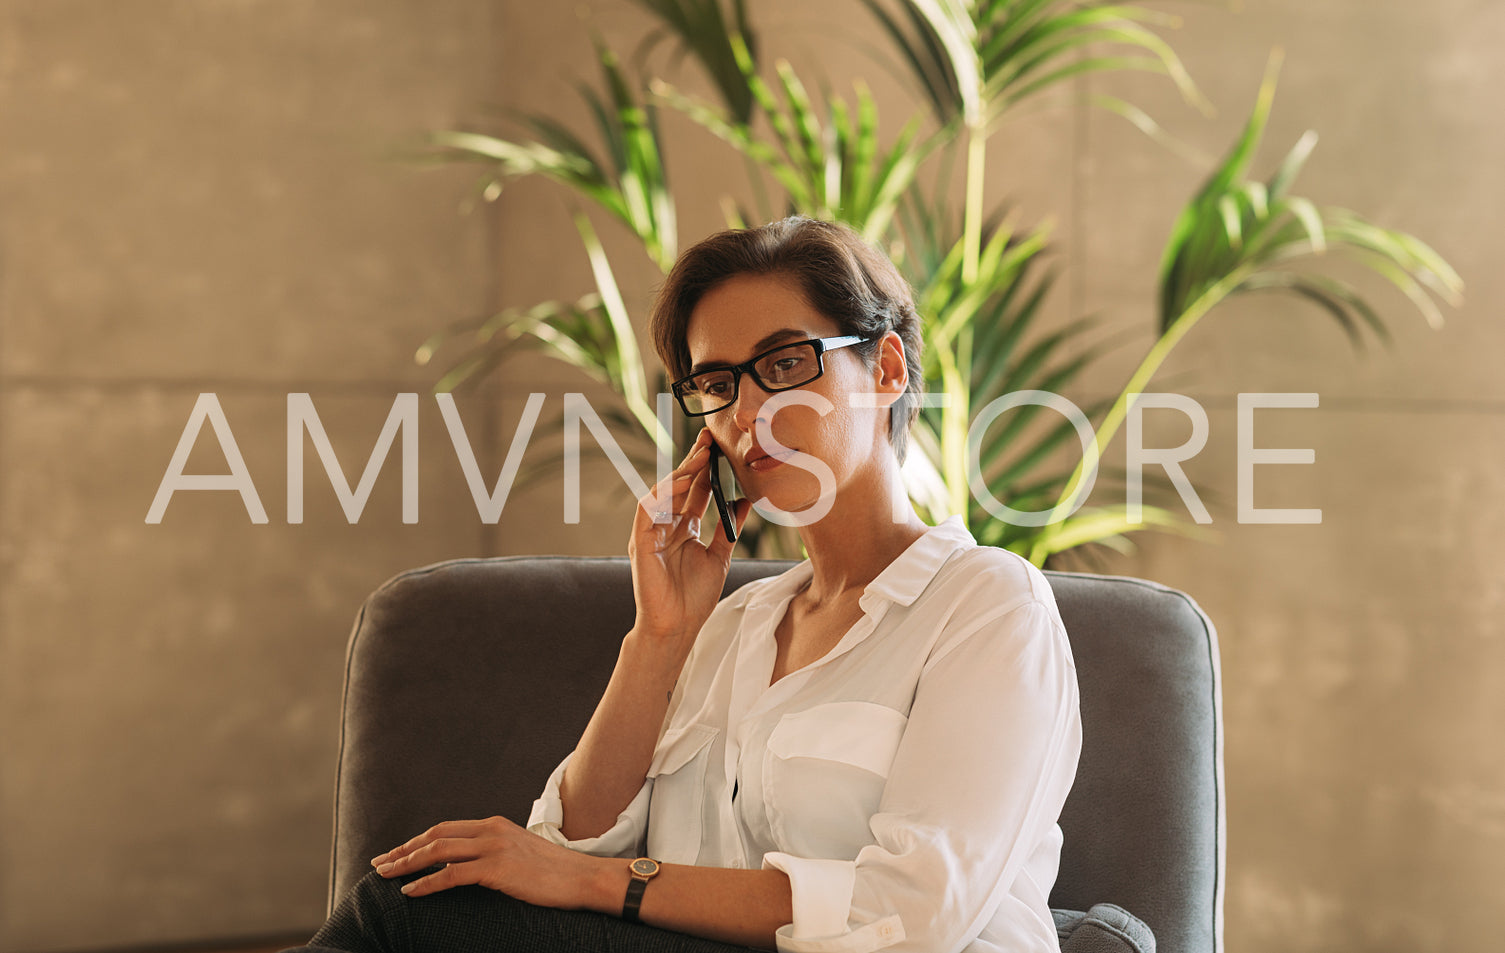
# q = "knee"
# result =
<box><xmin>312</xmin><ymin>867</ymin><xmax>440</xmax><ymax>951</ymax></box>
<box><xmin>350</xmin><ymin>866</ymin><xmax>435</xmax><ymax>903</ymax></box>
<box><xmin>327</xmin><ymin>868</ymin><xmax>430</xmax><ymax>927</ymax></box>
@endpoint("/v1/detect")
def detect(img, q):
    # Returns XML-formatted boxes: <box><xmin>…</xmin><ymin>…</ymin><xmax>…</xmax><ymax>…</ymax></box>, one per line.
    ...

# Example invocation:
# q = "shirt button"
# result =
<box><xmin>730</xmin><ymin>858</ymin><xmax>744</xmax><ymax>868</ymax></box>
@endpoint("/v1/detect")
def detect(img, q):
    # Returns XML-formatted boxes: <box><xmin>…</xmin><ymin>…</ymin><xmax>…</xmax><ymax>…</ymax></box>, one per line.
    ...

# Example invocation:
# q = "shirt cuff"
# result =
<box><xmin>762</xmin><ymin>852</ymin><xmax>905</xmax><ymax>953</ymax></box>
<box><xmin>525</xmin><ymin>753</ymin><xmax>650</xmax><ymax>858</ymax></box>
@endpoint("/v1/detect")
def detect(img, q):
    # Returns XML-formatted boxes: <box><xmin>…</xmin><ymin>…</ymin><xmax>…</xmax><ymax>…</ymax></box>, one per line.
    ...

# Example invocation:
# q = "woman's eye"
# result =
<box><xmin>704</xmin><ymin>379</ymin><xmax>732</xmax><ymax>396</ymax></box>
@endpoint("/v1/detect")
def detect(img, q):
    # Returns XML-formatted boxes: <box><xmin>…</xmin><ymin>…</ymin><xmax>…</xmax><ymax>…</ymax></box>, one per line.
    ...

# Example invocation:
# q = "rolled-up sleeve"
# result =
<box><xmin>761</xmin><ymin>854</ymin><xmax>904</xmax><ymax>952</ymax></box>
<box><xmin>768</xmin><ymin>598</ymin><xmax>1082</xmax><ymax>953</ymax></box>
<box><xmin>526</xmin><ymin>750</ymin><xmax>650</xmax><ymax>858</ymax></box>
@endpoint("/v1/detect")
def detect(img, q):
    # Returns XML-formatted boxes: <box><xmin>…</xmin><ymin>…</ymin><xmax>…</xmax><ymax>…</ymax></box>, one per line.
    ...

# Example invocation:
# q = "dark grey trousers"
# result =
<box><xmin>282</xmin><ymin>869</ymin><xmax>766</xmax><ymax>953</ymax></box>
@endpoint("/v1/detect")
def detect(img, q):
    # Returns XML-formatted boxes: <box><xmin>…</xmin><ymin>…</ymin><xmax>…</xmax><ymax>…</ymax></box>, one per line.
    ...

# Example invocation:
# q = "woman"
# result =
<box><xmin>295</xmin><ymin>217</ymin><xmax>1082</xmax><ymax>953</ymax></box>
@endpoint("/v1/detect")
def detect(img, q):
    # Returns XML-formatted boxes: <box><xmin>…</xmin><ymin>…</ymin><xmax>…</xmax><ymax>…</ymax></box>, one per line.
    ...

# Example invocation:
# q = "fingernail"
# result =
<box><xmin>377</xmin><ymin>862</ymin><xmax>395</xmax><ymax>876</ymax></box>
<box><xmin>370</xmin><ymin>856</ymin><xmax>384</xmax><ymax>867</ymax></box>
<box><xmin>399</xmin><ymin>882</ymin><xmax>415</xmax><ymax>896</ymax></box>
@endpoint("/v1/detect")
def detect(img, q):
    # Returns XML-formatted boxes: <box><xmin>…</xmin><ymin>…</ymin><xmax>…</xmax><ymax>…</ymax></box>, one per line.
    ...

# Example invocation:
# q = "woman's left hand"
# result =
<box><xmin>370</xmin><ymin>815</ymin><xmax>607</xmax><ymax>908</ymax></box>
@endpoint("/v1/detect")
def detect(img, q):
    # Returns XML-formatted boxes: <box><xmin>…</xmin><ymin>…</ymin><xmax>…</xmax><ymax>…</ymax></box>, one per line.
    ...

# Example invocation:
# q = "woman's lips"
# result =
<box><xmin>745</xmin><ymin>449</ymin><xmax>793</xmax><ymax>471</ymax></box>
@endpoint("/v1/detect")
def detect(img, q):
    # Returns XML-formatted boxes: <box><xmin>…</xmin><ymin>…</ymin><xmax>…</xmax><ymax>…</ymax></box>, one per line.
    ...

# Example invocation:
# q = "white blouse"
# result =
<box><xmin>528</xmin><ymin>517</ymin><xmax>1082</xmax><ymax>953</ymax></box>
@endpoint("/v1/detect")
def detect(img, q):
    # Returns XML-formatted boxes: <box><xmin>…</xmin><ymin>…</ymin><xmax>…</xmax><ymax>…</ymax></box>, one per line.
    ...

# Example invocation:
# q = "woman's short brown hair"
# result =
<box><xmin>650</xmin><ymin>217</ymin><xmax>925</xmax><ymax>462</ymax></box>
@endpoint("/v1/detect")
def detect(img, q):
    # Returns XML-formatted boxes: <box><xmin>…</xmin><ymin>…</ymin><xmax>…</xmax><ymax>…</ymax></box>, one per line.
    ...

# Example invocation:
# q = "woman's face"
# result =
<box><xmin>684</xmin><ymin>273</ymin><xmax>897</xmax><ymax>519</ymax></box>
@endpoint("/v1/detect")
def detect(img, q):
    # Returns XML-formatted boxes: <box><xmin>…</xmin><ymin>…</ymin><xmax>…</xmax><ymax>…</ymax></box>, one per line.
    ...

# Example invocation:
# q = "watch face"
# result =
<box><xmin>630</xmin><ymin>857</ymin><xmax>659</xmax><ymax>877</ymax></box>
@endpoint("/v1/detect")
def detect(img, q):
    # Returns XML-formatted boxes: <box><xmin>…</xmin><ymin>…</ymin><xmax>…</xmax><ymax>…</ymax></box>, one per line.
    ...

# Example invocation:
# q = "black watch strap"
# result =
<box><xmin>622</xmin><ymin>876</ymin><xmax>649</xmax><ymax>923</ymax></box>
<box><xmin>622</xmin><ymin>857</ymin><xmax>660</xmax><ymax>923</ymax></box>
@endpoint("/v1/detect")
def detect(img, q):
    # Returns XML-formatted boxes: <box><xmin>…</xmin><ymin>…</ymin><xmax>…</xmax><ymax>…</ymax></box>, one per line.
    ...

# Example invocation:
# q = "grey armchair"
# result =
<box><xmin>326</xmin><ymin>556</ymin><xmax>1225</xmax><ymax>953</ymax></box>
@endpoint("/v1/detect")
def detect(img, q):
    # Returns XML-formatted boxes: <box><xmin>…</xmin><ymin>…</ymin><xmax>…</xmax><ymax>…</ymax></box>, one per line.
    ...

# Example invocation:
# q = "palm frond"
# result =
<box><xmin>415</xmin><ymin>295</ymin><xmax>607</xmax><ymax>394</ymax></box>
<box><xmin>1029</xmin><ymin>51</ymin><xmax>1464</xmax><ymax>563</ymax></box>
<box><xmin>573</xmin><ymin>214</ymin><xmax>672</xmax><ymax>453</ymax></box>
<box><xmin>628</xmin><ymin>0</ymin><xmax>759</xmax><ymax>125</ymax></box>
<box><xmin>1014</xmin><ymin>503</ymin><xmax>1201</xmax><ymax>562</ymax></box>
<box><xmin>861</xmin><ymin>0</ymin><xmax>1208</xmax><ymax>130</ymax></box>
<box><xmin>427</xmin><ymin>41</ymin><xmax>679</xmax><ymax>271</ymax></box>
<box><xmin>654</xmin><ymin>41</ymin><xmax>937</xmax><ymax>242</ymax></box>
<box><xmin>1158</xmin><ymin>54</ymin><xmax>1461</xmax><ymax>336</ymax></box>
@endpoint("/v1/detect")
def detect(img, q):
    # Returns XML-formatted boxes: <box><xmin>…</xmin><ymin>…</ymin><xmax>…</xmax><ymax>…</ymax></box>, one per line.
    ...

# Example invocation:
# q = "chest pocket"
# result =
<box><xmin>645</xmin><ymin>723</ymin><xmax>717</xmax><ymax>865</ymax></box>
<box><xmin>763</xmin><ymin>701</ymin><xmax>908</xmax><ymax>857</ymax></box>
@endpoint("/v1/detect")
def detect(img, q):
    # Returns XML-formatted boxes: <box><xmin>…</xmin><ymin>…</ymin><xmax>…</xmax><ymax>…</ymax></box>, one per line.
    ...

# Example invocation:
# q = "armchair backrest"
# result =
<box><xmin>328</xmin><ymin>556</ymin><xmax>1224</xmax><ymax>953</ymax></box>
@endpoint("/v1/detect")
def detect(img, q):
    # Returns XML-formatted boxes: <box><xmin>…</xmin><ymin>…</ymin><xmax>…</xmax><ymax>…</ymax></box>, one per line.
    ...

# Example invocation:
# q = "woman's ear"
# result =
<box><xmin>870</xmin><ymin>330</ymin><xmax>908</xmax><ymax>406</ymax></box>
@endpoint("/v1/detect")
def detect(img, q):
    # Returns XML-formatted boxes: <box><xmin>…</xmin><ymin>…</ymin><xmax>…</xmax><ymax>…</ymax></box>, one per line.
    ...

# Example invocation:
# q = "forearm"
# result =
<box><xmin>373</xmin><ymin>816</ymin><xmax>790</xmax><ymax>949</ymax></box>
<box><xmin>582</xmin><ymin>857</ymin><xmax>793</xmax><ymax>951</ymax></box>
<box><xmin>557</xmin><ymin>627</ymin><xmax>692</xmax><ymax>840</ymax></box>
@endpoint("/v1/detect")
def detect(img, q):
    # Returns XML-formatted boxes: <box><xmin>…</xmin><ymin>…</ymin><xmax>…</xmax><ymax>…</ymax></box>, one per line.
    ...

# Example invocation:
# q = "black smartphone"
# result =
<box><xmin>706</xmin><ymin>440</ymin><xmax>743</xmax><ymax>543</ymax></box>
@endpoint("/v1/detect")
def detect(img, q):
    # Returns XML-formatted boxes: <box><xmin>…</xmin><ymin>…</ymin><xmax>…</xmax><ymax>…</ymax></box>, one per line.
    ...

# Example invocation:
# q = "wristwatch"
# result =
<box><xmin>622</xmin><ymin>857</ymin><xmax>661</xmax><ymax>923</ymax></box>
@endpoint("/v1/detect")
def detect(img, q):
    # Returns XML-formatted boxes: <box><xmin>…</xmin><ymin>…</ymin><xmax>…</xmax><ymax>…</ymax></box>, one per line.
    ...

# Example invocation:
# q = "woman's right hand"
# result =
<box><xmin>554</xmin><ymin>429</ymin><xmax>747</xmax><ymax>842</ymax></box>
<box><xmin>626</xmin><ymin>428</ymin><xmax>750</xmax><ymax>663</ymax></box>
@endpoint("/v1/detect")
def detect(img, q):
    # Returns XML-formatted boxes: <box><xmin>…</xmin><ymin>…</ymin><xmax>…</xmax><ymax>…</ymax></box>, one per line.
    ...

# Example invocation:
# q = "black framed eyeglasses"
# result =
<box><xmin>671</xmin><ymin>335</ymin><xmax>870</xmax><ymax>417</ymax></box>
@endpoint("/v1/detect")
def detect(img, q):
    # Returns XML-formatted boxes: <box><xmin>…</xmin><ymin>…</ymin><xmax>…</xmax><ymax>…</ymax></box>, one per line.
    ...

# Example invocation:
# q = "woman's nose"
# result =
<box><xmin>729</xmin><ymin>376</ymin><xmax>768</xmax><ymax>433</ymax></box>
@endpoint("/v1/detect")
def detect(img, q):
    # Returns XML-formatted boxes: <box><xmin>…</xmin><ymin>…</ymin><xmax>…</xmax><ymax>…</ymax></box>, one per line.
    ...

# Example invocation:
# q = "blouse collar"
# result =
<box><xmin>746</xmin><ymin>515</ymin><xmax>976</xmax><ymax>611</ymax></box>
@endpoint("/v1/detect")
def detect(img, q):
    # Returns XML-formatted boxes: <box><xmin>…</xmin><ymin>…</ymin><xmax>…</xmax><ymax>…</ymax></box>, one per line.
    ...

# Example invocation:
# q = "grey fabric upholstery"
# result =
<box><xmin>1055</xmin><ymin>903</ymin><xmax>1157</xmax><ymax>953</ymax></box>
<box><xmin>327</xmin><ymin>556</ymin><xmax>1224</xmax><ymax>953</ymax></box>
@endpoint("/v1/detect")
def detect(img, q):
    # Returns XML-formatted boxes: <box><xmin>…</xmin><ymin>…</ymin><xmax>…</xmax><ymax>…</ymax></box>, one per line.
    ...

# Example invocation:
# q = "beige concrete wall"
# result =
<box><xmin>0</xmin><ymin>1</ymin><xmax>512</xmax><ymax>948</ymax></box>
<box><xmin>0</xmin><ymin>1</ymin><xmax>1499</xmax><ymax>951</ymax></box>
<box><xmin>1077</xmin><ymin>3</ymin><xmax>1505</xmax><ymax>950</ymax></box>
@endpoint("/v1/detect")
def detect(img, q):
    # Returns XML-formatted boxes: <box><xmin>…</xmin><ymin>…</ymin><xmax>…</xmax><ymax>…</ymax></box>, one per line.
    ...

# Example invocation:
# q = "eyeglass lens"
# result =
<box><xmin>680</xmin><ymin>341</ymin><xmax>821</xmax><ymax>414</ymax></box>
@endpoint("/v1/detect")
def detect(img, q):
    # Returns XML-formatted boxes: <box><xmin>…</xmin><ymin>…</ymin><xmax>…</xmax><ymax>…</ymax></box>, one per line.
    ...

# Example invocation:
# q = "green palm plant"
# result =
<box><xmin>861</xmin><ymin>0</ymin><xmax>1208</xmax><ymax>126</ymax></box>
<box><xmin>428</xmin><ymin>40</ymin><xmax>679</xmax><ymax>273</ymax></box>
<box><xmin>913</xmin><ymin>219</ymin><xmax>1093</xmax><ymax>542</ymax></box>
<box><xmin>416</xmin><ymin>38</ymin><xmax>687</xmax><ymax>473</ymax></box>
<box><xmin>628</xmin><ymin>0</ymin><xmax>760</xmax><ymax>125</ymax></box>
<box><xmin>652</xmin><ymin>37</ymin><xmax>933</xmax><ymax>242</ymax></box>
<box><xmin>855</xmin><ymin>0</ymin><xmax>1209</xmax><ymax>286</ymax></box>
<box><xmin>855</xmin><ymin>0</ymin><xmax>1210</xmax><ymax>556</ymax></box>
<box><xmin>415</xmin><ymin>216</ymin><xmax>668</xmax><ymax>471</ymax></box>
<box><xmin>910</xmin><ymin>212</ymin><xmax>1057</xmax><ymax>517</ymax></box>
<box><xmin>893</xmin><ymin>199</ymin><xmax>1184</xmax><ymax>557</ymax></box>
<box><xmin>1026</xmin><ymin>53</ymin><xmax>1464</xmax><ymax>563</ymax></box>
<box><xmin>413</xmin><ymin>1</ymin><xmax>1461</xmax><ymax>565</ymax></box>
